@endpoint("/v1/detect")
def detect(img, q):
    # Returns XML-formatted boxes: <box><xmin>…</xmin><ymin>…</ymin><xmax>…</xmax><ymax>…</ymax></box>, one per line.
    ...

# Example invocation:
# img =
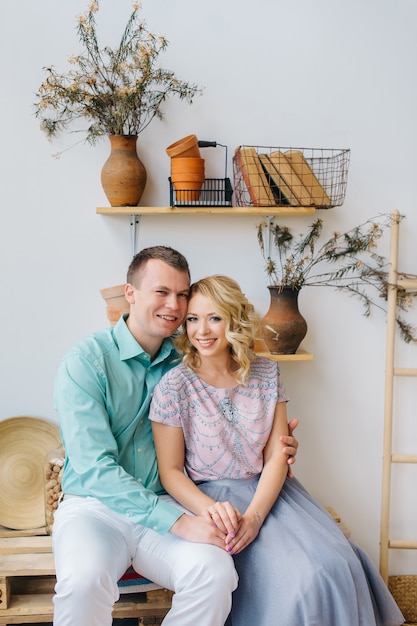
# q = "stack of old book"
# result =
<box><xmin>234</xmin><ymin>146</ymin><xmax>331</xmax><ymax>208</ymax></box>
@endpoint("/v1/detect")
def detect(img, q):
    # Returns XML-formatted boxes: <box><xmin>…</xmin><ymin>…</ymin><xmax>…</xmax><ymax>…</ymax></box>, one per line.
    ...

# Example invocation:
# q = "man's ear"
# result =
<box><xmin>125</xmin><ymin>283</ymin><xmax>135</xmax><ymax>304</ymax></box>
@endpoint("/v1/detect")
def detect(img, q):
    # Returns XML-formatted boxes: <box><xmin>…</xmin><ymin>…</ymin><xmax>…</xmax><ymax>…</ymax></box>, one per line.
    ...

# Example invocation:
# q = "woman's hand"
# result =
<box><xmin>224</xmin><ymin>508</ymin><xmax>262</xmax><ymax>555</ymax></box>
<box><xmin>202</xmin><ymin>500</ymin><xmax>241</xmax><ymax>538</ymax></box>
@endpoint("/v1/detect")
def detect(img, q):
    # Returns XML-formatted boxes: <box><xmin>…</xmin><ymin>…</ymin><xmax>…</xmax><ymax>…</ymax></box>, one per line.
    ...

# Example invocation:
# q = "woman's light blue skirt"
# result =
<box><xmin>199</xmin><ymin>476</ymin><xmax>404</xmax><ymax>626</ymax></box>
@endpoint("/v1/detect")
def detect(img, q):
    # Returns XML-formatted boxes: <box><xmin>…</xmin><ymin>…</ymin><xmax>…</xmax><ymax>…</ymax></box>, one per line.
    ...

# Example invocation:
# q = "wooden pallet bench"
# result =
<box><xmin>0</xmin><ymin>508</ymin><xmax>349</xmax><ymax>625</ymax></box>
<box><xmin>0</xmin><ymin>535</ymin><xmax>172</xmax><ymax>625</ymax></box>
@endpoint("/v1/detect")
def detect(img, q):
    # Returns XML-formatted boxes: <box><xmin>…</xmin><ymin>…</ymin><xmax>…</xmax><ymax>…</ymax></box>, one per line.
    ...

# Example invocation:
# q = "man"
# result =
<box><xmin>52</xmin><ymin>246</ymin><xmax>299</xmax><ymax>626</ymax></box>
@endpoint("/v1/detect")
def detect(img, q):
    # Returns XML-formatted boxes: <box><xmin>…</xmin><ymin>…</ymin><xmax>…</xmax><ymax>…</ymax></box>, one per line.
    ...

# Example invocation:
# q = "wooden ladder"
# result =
<box><xmin>379</xmin><ymin>210</ymin><xmax>417</xmax><ymax>584</ymax></box>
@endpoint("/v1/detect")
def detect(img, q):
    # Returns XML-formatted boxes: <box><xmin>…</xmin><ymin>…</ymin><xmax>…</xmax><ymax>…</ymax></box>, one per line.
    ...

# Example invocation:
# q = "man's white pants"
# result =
<box><xmin>52</xmin><ymin>495</ymin><xmax>238</xmax><ymax>626</ymax></box>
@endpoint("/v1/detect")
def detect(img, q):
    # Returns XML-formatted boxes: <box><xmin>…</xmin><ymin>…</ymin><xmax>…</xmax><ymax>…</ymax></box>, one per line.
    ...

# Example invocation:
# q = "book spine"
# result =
<box><xmin>234</xmin><ymin>147</ymin><xmax>276</xmax><ymax>206</ymax></box>
<box><xmin>284</xmin><ymin>150</ymin><xmax>331</xmax><ymax>206</ymax></box>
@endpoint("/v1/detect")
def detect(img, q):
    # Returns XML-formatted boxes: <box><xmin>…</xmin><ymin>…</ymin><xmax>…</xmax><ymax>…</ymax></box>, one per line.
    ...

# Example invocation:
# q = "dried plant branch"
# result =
<box><xmin>256</xmin><ymin>213</ymin><xmax>417</xmax><ymax>343</ymax></box>
<box><xmin>33</xmin><ymin>1</ymin><xmax>202</xmax><ymax>155</ymax></box>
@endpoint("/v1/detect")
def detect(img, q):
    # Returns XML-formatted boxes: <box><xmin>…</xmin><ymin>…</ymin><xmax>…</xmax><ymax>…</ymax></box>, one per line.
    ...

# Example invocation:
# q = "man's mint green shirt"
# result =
<box><xmin>53</xmin><ymin>315</ymin><xmax>182</xmax><ymax>534</ymax></box>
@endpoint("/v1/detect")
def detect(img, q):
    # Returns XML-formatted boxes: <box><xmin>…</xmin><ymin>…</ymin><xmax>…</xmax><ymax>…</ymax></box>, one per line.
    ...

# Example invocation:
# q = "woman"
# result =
<box><xmin>149</xmin><ymin>275</ymin><xmax>403</xmax><ymax>626</ymax></box>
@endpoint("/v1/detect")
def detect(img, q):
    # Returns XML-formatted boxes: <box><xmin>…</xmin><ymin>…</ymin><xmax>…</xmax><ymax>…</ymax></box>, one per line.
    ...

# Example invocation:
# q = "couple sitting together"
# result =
<box><xmin>52</xmin><ymin>245</ymin><xmax>403</xmax><ymax>626</ymax></box>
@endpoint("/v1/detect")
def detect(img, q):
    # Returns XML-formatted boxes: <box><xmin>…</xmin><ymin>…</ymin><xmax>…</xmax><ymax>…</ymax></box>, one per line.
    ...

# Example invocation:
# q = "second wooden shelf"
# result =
<box><xmin>257</xmin><ymin>350</ymin><xmax>313</xmax><ymax>362</ymax></box>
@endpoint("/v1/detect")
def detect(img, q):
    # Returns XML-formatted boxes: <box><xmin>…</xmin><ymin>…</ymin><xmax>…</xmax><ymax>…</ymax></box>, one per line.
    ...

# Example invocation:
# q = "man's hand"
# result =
<box><xmin>281</xmin><ymin>417</ymin><xmax>299</xmax><ymax>478</ymax></box>
<box><xmin>170</xmin><ymin>513</ymin><xmax>231</xmax><ymax>549</ymax></box>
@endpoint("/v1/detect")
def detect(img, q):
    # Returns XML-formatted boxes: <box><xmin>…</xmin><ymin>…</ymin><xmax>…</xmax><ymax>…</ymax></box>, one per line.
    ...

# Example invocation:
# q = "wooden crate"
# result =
<box><xmin>325</xmin><ymin>506</ymin><xmax>351</xmax><ymax>538</ymax></box>
<box><xmin>0</xmin><ymin>509</ymin><xmax>349</xmax><ymax>625</ymax></box>
<box><xmin>0</xmin><ymin>534</ymin><xmax>172</xmax><ymax>625</ymax></box>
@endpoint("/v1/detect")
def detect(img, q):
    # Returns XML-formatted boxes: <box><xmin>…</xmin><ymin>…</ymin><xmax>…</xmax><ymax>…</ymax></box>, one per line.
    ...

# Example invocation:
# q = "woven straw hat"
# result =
<box><xmin>0</xmin><ymin>416</ymin><xmax>60</xmax><ymax>530</ymax></box>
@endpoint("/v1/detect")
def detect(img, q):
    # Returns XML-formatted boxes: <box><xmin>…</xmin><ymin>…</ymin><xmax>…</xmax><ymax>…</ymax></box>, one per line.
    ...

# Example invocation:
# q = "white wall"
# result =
<box><xmin>1</xmin><ymin>0</ymin><xmax>416</xmax><ymax>573</ymax></box>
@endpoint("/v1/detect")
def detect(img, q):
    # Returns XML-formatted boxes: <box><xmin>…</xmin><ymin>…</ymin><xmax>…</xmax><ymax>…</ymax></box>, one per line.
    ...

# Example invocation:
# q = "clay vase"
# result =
<box><xmin>100</xmin><ymin>283</ymin><xmax>130</xmax><ymax>326</ymax></box>
<box><xmin>170</xmin><ymin>156</ymin><xmax>205</xmax><ymax>202</ymax></box>
<box><xmin>101</xmin><ymin>136</ymin><xmax>147</xmax><ymax>207</ymax></box>
<box><xmin>260</xmin><ymin>286</ymin><xmax>307</xmax><ymax>354</ymax></box>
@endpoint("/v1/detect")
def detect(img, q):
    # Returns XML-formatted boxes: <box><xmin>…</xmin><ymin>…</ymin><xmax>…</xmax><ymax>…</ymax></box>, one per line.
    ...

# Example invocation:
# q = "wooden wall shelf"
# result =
<box><xmin>258</xmin><ymin>350</ymin><xmax>313</xmax><ymax>362</ymax></box>
<box><xmin>96</xmin><ymin>206</ymin><xmax>316</xmax><ymax>255</ymax></box>
<box><xmin>96</xmin><ymin>206</ymin><xmax>316</xmax><ymax>216</ymax></box>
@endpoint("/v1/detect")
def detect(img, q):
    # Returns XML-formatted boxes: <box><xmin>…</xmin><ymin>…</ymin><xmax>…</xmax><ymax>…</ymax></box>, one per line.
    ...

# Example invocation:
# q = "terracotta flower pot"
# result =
<box><xmin>170</xmin><ymin>157</ymin><xmax>205</xmax><ymax>175</ymax></box>
<box><xmin>166</xmin><ymin>134</ymin><xmax>201</xmax><ymax>159</ymax></box>
<box><xmin>100</xmin><ymin>284</ymin><xmax>130</xmax><ymax>326</ymax></box>
<box><xmin>170</xmin><ymin>178</ymin><xmax>205</xmax><ymax>202</ymax></box>
<box><xmin>170</xmin><ymin>155</ymin><xmax>205</xmax><ymax>202</ymax></box>
<box><xmin>101</xmin><ymin>136</ymin><xmax>147</xmax><ymax>207</ymax></box>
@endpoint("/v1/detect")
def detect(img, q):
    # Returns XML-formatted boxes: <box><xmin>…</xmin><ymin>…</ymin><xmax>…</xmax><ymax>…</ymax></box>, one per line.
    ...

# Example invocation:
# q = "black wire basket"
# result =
<box><xmin>169</xmin><ymin>141</ymin><xmax>233</xmax><ymax>207</ymax></box>
<box><xmin>169</xmin><ymin>176</ymin><xmax>233</xmax><ymax>206</ymax></box>
<box><xmin>233</xmin><ymin>146</ymin><xmax>350</xmax><ymax>209</ymax></box>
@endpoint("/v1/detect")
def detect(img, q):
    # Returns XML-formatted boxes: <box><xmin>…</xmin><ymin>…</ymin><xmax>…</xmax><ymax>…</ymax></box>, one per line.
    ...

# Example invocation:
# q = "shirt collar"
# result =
<box><xmin>113</xmin><ymin>314</ymin><xmax>178</xmax><ymax>363</ymax></box>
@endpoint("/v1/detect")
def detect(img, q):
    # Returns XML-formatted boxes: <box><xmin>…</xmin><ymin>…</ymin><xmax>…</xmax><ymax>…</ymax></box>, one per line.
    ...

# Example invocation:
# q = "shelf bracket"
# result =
<box><xmin>129</xmin><ymin>214</ymin><xmax>141</xmax><ymax>256</ymax></box>
<box><xmin>266</xmin><ymin>215</ymin><xmax>274</xmax><ymax>259</ymax></box>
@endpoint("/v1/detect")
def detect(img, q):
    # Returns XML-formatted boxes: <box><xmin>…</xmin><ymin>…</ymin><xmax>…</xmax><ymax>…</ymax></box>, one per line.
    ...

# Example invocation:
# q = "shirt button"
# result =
<box><xmin>153</xmin><ymin>525</ymin><xmax>158</xmax><ymax>531</ymax></box>
<box><xmin>137</xmin><ymin>478</ymin><xmax>142</xmax><ymax>483</ymax></box>
<box><xmin>137</xmin><ymin>448</ymin><xmax>141</xmax><ymax>453</ymax></box>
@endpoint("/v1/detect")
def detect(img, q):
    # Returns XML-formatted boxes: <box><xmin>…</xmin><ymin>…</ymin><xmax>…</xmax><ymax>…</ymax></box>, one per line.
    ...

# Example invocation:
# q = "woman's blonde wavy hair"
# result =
<box><xmin>175</xmin><ymin>275</ymin><xmax>259</xmax><ymax>385</ymax></box>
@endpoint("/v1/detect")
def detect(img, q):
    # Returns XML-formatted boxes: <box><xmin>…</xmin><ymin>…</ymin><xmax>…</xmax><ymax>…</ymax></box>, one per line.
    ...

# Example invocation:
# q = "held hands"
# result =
<box><xmin>224</xmin><ymin>508</ymin><xmax>262</xmax><ymax>555</ymax></box>
<box><xmin>203</xmin><ymin>501</ymin><xmax>261</xmax><ymax>556</ymax></box>
<box><xmin>203</xmin><ymin>500</ymin><xmax>241</xmax><ymax>538</ymax></box>
<box><xmin>204</xmin><ymin>502</ymin><xmax>262</xmax><ymax>555</ymax></box>
<box><xmin>170</xmin><ymin>512</ymin><xmax>236</xmax><ymax>549</ymax></box>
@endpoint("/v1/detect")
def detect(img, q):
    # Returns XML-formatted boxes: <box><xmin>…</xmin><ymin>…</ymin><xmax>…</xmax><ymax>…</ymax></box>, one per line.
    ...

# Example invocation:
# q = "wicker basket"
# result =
<box><xmin>233</xmin><ymin>145</ymin><xmax>350</xmax><ymax>209</ymax></box>
<box><xmin>388</xmin><ymin>575</ymin><xmax>417</xmax><ymax>623</ymax></box>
